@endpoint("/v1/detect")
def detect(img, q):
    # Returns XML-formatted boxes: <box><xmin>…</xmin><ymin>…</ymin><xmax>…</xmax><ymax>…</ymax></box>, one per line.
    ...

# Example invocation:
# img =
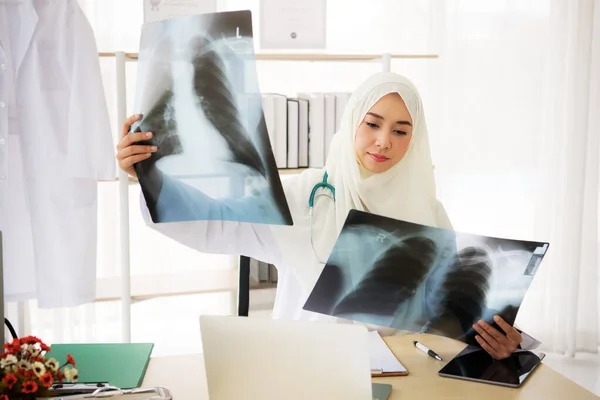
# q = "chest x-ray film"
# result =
<box><xmin>303</xmin><ymin>210</ymin><xmax>549</xmax><ymax>344</ymax></box>
<box><xmin>130</xmin><ymin>10</ymin><xmax>292</xmax><ymax>225</ymax></box>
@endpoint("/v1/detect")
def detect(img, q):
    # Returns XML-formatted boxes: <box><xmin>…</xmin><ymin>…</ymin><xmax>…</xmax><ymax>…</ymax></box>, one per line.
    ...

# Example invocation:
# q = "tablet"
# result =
<box><xmin>438</xmin><ymin>345</ymin><xmax>546</xmax><ymax>388</ymax></box>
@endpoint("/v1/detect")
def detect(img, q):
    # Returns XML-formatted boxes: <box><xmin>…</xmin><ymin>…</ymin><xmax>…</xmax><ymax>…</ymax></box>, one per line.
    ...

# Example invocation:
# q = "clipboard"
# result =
<box><xmin>369</xmin><ymin>331</ymin><xmax>408</xmax><ymax>377</ymax></box>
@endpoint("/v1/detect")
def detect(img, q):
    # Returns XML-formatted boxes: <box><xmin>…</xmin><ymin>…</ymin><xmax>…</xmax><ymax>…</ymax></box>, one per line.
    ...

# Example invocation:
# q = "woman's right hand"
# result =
<box><xmin>116</xmin><ymin>114</ymin><xmax>158</xmax><ymax>177</ymax></box>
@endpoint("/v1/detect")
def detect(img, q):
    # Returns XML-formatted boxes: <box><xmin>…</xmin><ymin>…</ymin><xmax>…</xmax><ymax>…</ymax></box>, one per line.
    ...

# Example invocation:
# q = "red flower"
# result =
<box><xmin>33</xmin><ymin>355</ymin><xmax>45</xmax><ymax>363</ymax></box>
<box><xmin>40</xmin><ymin>372</ymin><xmax>54</xmax><ymax>387</ymax></box>
<box><xmin>41</xmin><ymin>343</ymin><xmax>51</xmax><ymax>352</ymax></box>
<box><xmin>0</xmin><ymin>394</ymin><xmax>9</xmax><ymax>400</ymax></box>
<box><xmin>3</xmin><ymin>338</ymin><xmax>21</xmax><ymax>353</ymax></box>
<box><xmin>21</xmin><ymin>380</ymin><xmax>38</xmax><ymax>394</ymax></box>
<box><xmin>56</xmin><ymin>369</ymin><xmax>65</xmax><ymax>383</ymax></box>
<box><xmin>2</xmin><ymin>374</ymin><xmax>17</xmax><ymax>389</ymax></box>
<box><xmin>22</xmin><ymin>369</ymin><xmax>34</xmax><ymax>379</ymax></box>
<box><xmin>67</xmin><ymin>354</ymin><xmax>76</xmax><ymax>367</ymax></box>
<box><xmin>19</xmin><ymin>336</ymin><xmax>42</xmax><ymax>346</ymax></box>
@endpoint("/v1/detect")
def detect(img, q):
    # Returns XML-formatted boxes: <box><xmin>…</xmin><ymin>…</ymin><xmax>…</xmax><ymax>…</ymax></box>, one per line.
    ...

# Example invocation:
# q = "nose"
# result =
<box><xmin>375</xmin><ymin>131</ymin><xmax>392</xmax><ymax>149</ymax></box>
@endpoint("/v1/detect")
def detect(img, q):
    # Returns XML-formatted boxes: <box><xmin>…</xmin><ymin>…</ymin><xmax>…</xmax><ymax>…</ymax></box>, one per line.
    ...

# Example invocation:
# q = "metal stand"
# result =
<box><xmin>116</xmin><ymin>52</ymin><xmax>132</xmax><ymax>343</ymax></box>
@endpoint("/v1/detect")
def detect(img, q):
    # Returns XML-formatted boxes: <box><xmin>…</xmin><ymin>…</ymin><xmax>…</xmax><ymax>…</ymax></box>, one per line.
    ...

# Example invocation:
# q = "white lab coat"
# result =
<box><xmin>0</xmin><ymin>0</ymin><xmax>115</xmax><ymax>307</ymax></box>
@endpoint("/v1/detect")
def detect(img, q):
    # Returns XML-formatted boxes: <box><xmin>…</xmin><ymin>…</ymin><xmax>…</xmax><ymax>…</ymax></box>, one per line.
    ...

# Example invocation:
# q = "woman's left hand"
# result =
<box><xmin>472</xmin><ymin>315</ymin><xmax>522</xmax><ymax>360</ymax></box>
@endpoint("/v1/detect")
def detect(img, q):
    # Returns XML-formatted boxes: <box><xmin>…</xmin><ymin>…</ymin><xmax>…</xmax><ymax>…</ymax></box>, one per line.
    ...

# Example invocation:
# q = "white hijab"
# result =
<box><xmin>324</xmin><ymin>72</ymin><xmax>442</xmax><ymax>234</ymax></box>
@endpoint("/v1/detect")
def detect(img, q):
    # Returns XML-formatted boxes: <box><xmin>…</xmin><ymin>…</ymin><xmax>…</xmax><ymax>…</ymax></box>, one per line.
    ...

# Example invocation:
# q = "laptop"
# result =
<box><xmin>199</xmin><ymin>315</ymin><xmax>392</xmax><ymax>400</ymax></box>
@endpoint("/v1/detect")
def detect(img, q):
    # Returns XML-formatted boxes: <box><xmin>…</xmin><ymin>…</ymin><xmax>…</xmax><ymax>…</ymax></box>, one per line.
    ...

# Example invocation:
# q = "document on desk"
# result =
<box><xmin>369</xmin><ymin>331</ymin><xmax>407</xmax><ymax>377</ymax></box>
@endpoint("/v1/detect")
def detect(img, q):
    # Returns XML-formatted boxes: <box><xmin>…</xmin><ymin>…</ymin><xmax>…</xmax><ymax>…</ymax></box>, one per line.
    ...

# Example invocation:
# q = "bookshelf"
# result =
<box><xmin>99</xmin><ymin>52</ymin><xmax>437</xmax><ymax>61</ymax></box>
<box><xmin>103</xmin><ymin>50</ymin><xmax>438</xmax><ymax>341</ymax></box>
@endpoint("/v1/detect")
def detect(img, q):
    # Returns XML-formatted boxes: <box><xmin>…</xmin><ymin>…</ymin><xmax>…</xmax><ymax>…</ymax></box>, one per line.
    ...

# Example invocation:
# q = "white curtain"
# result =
<box><xmin>431</xmin><ymin>0</ymin><xmax>600</xmax><ymax>355</ymax></box>
<box><xmin>10</xmin><ymin>0</ymin><xmax>598</xmax><ymax>357</ymax></box>
<box><xmin>520</xmin><ymin>0</ymin><xmax>600</xmax><ymax>355</ymax></box>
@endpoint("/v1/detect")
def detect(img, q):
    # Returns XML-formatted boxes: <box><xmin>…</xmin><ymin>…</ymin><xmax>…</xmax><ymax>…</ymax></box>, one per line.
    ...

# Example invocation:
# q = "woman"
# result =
<box><xmin>117</xmin><ymin>72</ymin><xmax>528</xmax><ymax>360</ymax></box>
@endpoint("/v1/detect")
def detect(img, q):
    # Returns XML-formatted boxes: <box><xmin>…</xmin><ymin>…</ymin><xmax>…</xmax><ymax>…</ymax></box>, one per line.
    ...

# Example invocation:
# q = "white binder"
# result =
<box><xmin>335</xmin><ymin>92</ymin><xmax>352</xmax><ymax>131</ymax></box>
<box><xmin>286</xmin><ymin>99</ymin><xmax>300</xmax><ymax>169</ymax></box>
<box><xmin>324</xmin><ymin>93</ymin><xmax>336</xmax><ymax>158</ymax></box>
<box><xmin>298</xmin><ymin>92</ymin><xmax>325</xmax><ymax>168</ymax></box>
<box><xmin>296</xmin><ymin>98</ymin><xmax>309</xmax><ymax>168</ymax></box>
<box><xmin>261</xmin><ymin>93</ymin><xmax>288</xmax><ymax>168</ymax></box>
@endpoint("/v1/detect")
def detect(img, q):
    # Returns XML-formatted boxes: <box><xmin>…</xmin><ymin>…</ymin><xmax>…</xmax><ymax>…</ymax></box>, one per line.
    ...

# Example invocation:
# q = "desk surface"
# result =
<box><xmin>142</xmin><ymin>333</ymin><xmax>598</xmax><ymax>400</ymax></box>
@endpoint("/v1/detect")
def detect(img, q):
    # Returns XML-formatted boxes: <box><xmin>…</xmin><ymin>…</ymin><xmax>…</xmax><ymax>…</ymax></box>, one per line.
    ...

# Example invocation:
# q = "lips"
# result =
<box><xmin>368</xmin><ymin>153</ymin><xmax>389</xmax><ymax>163</ymax></box>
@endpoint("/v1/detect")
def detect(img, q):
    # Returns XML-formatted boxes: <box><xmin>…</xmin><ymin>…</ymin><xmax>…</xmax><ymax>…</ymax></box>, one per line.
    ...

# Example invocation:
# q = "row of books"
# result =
<box><xmin>261</xmin><ymin>92</ymin><xmax>351</xmax><ymax>169</ymax></box>
<box><xmin>249</xmin><ymin>257</ymin><xmax>278</xmax><ymax>285</ymax></box>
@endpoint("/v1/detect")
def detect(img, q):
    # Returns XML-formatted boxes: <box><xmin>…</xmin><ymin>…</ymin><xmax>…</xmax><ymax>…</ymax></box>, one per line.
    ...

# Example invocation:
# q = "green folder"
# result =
<box><xmin>46</xmin><ymin>343</ymin><xmax>154</xmax><ymax>389</ymax></box>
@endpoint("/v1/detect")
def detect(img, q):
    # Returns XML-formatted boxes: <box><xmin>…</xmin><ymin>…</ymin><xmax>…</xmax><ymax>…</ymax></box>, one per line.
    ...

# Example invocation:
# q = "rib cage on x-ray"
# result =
<box><xmin>438</xmin><ymin>247</ymin><xmax>493</xmax><ymax>335</ymax></box>
<box><xmin>133</xmin><ymin>35</ymin><xmax>265</xmax><ymax>177</ymax></box>
<box><xmin>303</xmin><ymin>210</ymin><xmax>548</xmax><ymax>343</ymax></box>
<box><xmin>131</xmin><ymin>37</ymin><xmax>182</xmax><ymax>168</ymax></box>
<box><xmin>130</xmin><ymin>10</ymin><xmax>293</xmax><ymax>225</ymax></box>
<box><xmin>332</xmin><ymin>236</ymin><xmax>437</xmax><ymax>316</ymax></box>
<box><xmin>330</xmin><ymin>232</ymin><xmax>494</xmax><ymax>335</ymax></box>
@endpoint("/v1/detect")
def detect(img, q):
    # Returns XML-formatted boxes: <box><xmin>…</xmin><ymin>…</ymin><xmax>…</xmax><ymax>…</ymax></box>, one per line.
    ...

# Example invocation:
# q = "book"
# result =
<box><xmin>297</xmin><ymin>92</ymin><xmax>325</xmax><ymax>168</ymax></box>
<box><xmin>286</xmin><ymin>99</ymin><xmax>299</xmax><ymax>169</ymax></box>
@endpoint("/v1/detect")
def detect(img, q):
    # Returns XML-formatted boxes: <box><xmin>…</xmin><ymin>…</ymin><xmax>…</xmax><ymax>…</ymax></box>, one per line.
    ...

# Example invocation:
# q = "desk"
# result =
<box><xmin>142</xmin><ymin>333</ymin><xmax>598</xmax><ymax>399</ymax></box>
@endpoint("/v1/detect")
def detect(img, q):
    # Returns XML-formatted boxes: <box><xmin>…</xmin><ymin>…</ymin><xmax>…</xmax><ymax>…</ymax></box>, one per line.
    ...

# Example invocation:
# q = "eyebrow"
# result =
<box><xmin>366</xmin><ymin>112</ymin><xmax>412</xmax><ymax>127</ymax></box>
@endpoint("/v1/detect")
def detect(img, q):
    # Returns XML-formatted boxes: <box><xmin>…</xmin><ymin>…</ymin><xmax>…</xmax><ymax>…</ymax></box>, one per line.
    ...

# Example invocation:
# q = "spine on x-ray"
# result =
<box><xmin>191</xmin><ymin>36</ymin><xmax>266</xmax><ymax>177</ymax></box>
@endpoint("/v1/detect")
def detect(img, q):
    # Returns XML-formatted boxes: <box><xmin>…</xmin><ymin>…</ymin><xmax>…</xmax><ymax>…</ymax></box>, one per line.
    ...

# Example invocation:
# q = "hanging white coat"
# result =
<box><xmin>0</xmin><ymin>0</ymin><xmax>115</xmax><ymax>307</ymax></box>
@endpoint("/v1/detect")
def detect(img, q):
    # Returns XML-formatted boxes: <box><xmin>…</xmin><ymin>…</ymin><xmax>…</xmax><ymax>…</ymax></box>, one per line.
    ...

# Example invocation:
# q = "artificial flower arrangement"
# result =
<box><xmin>0</xmin><ymin>336</ymin><xmax>78</xmax><ymax>399</ymax></box>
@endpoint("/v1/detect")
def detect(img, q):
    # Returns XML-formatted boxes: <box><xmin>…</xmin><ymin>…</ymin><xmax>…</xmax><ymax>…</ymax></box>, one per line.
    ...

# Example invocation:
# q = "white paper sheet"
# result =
<box><xmin>369</xmin><ymin>330</ymin><xmax>407</xmax><ymax>374</ymax></box>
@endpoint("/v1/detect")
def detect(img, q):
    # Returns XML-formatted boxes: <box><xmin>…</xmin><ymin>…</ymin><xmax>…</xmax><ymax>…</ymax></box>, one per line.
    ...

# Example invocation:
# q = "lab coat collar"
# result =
<box><xmin>3</xmin><ymin>0</ymin><xmax>38</xmax><ymax>79</ymax></box>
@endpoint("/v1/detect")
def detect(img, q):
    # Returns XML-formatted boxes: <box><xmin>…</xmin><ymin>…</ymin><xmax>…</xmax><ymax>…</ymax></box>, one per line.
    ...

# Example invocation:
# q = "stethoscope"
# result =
<box><xmin>308</xmin><ymin>171</ymin><xmax>336</xmax><ymax>263</ymax></box>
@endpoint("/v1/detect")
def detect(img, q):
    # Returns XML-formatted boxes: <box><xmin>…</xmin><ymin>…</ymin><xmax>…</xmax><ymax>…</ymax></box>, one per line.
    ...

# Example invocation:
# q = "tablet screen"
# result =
<box><xmin>438</xmin><ymin>346</ymin><xmax>545</xmax><ymax>387</ymax></box>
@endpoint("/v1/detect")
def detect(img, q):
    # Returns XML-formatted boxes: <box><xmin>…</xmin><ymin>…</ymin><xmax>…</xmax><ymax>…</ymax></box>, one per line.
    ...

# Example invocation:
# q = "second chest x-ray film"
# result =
<box><xmin>129</xmin><ymin>10</ymin><xmax>292</xmax><ymax>225</ymax></box>
<box><xmin>303</xmin><ymin>210</ymin><xmax>549</xmax><ymax>344</ymax></box>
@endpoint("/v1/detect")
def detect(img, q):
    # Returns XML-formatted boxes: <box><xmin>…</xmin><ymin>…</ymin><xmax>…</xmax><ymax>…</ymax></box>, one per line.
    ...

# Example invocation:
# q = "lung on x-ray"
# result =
<box><xmin>303</xmin><ymin>210</ymin><xmax>549</xmax><ymax>344</ymax></box>
<box><xmin>129</xmin><ymin>10</ymin><xmax>292</xmax><ymax>225</ymax></box>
